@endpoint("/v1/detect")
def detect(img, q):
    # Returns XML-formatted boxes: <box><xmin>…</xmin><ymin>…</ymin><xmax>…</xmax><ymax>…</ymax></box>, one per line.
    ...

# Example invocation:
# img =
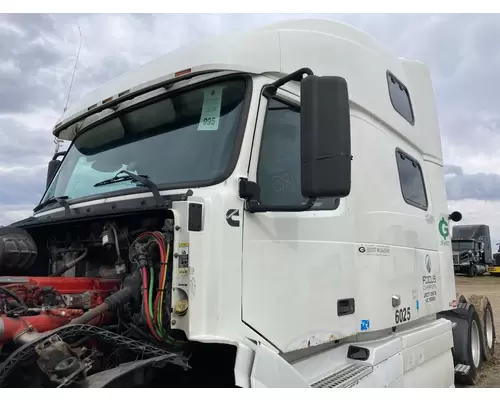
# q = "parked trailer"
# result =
<box><xmin>0</xmin><ymin>19</ymin><xmax>495</xmax><ymax>387</ymax></box>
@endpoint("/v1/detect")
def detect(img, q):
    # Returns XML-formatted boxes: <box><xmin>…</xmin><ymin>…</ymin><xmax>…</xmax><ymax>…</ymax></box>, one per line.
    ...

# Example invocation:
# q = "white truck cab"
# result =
<box><xmin>0</xmin><ymin>19</ymin><xmax>492</xmax><ymax>388</ymax></box>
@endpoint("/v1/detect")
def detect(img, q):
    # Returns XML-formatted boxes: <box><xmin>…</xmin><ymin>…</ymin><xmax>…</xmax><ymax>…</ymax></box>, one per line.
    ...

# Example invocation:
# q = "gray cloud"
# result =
<box><xmin>0</xmin><ymin>165</ymin><xmax>47</xmax><ymax>206</ymax></box>
<box><xmin>0</xmin><ymin>14</ymin><xmax>64</xmax><ymax>113</ymax></box>
<box><xmin>445</xmin><ymin>164</ymin><xmax>500</xmax><ymax>201</ymax></box>
<box><xmin>0</xmin><ymin>117</ymin><xmax>54</xmax><ymax>165</ymax></box>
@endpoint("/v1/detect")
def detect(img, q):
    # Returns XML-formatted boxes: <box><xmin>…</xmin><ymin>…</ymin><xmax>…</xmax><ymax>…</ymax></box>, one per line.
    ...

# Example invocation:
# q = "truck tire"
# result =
<box><xmin>456</xmin><ymin>293</ymin><xmax>468</xmax><ymax>304</ymax></box>
<box><xmin>468</xmin><ymin>294</ymin><xmax>496</xmax><ymax>361</ymax></box>
<box><xmin>467</xmin><ymin>265</ymin><xmax>478</xmax><ymax>278</ymax></box>
<box><xmin>444</xmin><ymin>303</ymin><xmax>484</xmax><ymax>385</ymax></box>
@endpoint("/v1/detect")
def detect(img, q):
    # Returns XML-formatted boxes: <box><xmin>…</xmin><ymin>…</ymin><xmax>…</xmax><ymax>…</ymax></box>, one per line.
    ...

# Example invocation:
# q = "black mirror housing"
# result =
<box><xmin>449</xmin><ymin>211</ymin><xmax>462</xmax><ymax>222</ymax></box>
<box><xmin>300</xmin><ymin>75</ymin><xmax>351</xmax><ymax>199</ymax></box>
<box><xmin>46</xmin><ymin>160</ymin><xmax>61</xmax><ymax>189</ymax></box>
<box><xmin>46</xmin><ymin>151</ymin><xmax>66</xmax><ymax>189</ymax></box>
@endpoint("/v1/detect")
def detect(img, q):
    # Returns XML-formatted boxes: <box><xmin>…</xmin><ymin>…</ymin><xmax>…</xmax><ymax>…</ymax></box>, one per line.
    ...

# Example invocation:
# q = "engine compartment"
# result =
<box><xmin>0</xmin><ymin>209</ymin><xmax>199</xmax><ymax>387</ymax></box>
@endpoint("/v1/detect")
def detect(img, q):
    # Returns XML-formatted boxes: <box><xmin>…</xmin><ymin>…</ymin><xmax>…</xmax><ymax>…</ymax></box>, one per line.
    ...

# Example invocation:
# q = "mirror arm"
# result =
<box><xmin>52</xmin><ymin>151</ymin><xmax>66</xmax><ymax>161</ymax></box>
<box><xmin>263</xmin><ymin>67</ymin><xmax>315</xmax><ymax>99</ymax></box>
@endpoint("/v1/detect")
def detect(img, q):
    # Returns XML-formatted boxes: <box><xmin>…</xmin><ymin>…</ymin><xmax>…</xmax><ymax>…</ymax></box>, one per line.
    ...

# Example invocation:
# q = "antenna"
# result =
<box><xmin>55</xmin><ymin>25</ymin><xmax>83</xmax><ymax>154</ymax></box>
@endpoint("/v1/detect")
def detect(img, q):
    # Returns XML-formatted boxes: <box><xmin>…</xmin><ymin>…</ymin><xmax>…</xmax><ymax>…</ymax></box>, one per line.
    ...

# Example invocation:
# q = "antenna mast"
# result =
<box><xmin>55</xmin><ymin>25</ymin><xmax>83</xmax><ymax>154</ymax></box>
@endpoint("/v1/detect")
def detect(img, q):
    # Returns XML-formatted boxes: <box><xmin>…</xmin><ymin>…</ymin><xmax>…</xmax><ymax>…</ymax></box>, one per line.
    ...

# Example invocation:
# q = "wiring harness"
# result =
<box><xmin>129</xmin><ymin>231</ymin><xmax>185</xmax><ymax>347</ymax></box>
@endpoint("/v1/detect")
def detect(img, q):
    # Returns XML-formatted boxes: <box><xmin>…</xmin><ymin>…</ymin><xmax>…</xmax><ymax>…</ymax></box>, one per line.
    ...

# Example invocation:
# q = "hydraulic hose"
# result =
<box><xmin>68</xmin><ymin>302</ymin><xmax>110</xmax><ymax>325</ymax></box>
<box><xmin>51</xmin><ymin>249</ymin><xmax>88</xmax><ymax>277</ymax></box>
<box><xmin>0</xmin><ymin>286</ymin><xmax>27</xmax><ymax>309</ymax></box>
<box><xmin>68</xmin><ymin>268</ymin><xmax>141</xmax><ymax>325</ymax></box>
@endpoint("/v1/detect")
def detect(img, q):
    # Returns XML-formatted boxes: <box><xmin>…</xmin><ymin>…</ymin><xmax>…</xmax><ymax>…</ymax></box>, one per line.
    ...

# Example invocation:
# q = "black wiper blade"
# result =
<box><xmin>94</xmin><ymin>170</ymin><xmax>163</xmax><ymax>206</ymax></box>
<box><xmin>94</xmin><ymin>175</ymin><xmax>135</xmax><ymax>187</ymax></box>
<box><xmin>33</xmin><ymin>196</ymin><xmax>70</xmax><ymax>214</ymax></box>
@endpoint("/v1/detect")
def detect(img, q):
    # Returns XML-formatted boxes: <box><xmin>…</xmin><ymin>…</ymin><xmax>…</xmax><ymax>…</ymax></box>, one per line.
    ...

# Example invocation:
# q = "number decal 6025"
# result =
<box><xmin>394</xmin><ymin>307</ymin><xmax>411</xmax><ymax>324</ymax></box>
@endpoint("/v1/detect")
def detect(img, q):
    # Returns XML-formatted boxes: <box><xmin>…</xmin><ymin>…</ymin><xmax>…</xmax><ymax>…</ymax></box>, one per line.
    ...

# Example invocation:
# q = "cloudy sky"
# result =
<box><xmin>1</xmin><ymin>13</ymin><xmax>500</xmax><ymax>246</ymax></box>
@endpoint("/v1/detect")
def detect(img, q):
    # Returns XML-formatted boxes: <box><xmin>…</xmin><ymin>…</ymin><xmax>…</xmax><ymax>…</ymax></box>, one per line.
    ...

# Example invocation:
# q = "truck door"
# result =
<box><xmin>241</xmin><ymin>88</ymin><xmax>356</xmax><ymax>353</ymax></box>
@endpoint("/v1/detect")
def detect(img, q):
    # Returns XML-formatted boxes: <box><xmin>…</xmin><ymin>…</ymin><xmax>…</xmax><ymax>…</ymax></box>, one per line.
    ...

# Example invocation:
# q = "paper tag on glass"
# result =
<box><xmin>198</xmin><ymin>87</ymin><xmax>223</xmax><ymax>131</ymax></box>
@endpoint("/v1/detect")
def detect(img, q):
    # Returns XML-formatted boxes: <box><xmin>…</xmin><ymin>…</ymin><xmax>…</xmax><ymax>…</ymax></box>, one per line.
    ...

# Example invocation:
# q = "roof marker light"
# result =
<box><xmin>175</xmin><ymin>68</ymin><xmax>192</xmax><ymax>77</ymax></box>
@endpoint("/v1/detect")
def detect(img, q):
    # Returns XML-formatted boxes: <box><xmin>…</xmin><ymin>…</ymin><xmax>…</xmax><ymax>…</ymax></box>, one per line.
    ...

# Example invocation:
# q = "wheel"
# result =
<box><xmin>444</xmin><ymin>303</ymin><xmax>484</xmax><ymax>385</ymax></box>
<box><xmin>467</xmin><ymin>265</ymin><xmax>478</xmax><ymax>278</ymax></box>
<box><xmin>456</xmin><ymin>293</ymin><xmax>468</xmax><ymax>304</ymax></box>
<box><xmin>468</xmin><ymin>294</ymin><xmax>496</xmax><ymax>362</ymax></box>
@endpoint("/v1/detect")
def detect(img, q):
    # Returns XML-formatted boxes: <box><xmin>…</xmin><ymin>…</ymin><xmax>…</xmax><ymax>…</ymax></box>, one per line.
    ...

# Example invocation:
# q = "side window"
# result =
<box><xmin>387</xmin><ymin>72</ymin><xmax>414</xmax><ymax>125</ymax></box>
<box><xmin>257</xmin><ymin>98</ymin><xmax>339</xmax><ymax>210</ymax></box>
<box><xmin>396</xmin><ymin>149</ymin><xmax>428</xmax><ymax>210</ymax></box>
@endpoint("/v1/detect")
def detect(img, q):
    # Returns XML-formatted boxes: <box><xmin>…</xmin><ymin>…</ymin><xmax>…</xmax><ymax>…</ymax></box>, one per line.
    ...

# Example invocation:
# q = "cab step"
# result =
<box><xmin>311</xmin><ymin>364</ymin><xmax>373</xmax><ymax>388</ymax></box>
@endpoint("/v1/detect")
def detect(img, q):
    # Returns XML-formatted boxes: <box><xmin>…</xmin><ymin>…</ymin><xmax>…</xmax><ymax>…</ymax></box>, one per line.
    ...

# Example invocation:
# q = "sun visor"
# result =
<box><xmin>56</xmin><ymin>108</ymin><xmax>115</xmax><ymax>141</ymax></box>
<box><xmin>54</xmin><ymin>87</ymin><xmax>171</xmax><ymax>141</ymax></box>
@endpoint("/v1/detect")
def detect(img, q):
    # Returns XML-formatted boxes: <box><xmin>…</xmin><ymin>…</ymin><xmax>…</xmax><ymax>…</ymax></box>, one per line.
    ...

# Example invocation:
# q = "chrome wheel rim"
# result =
<box><xmin>485</xmin><ymin>309</ymin><xmax>494</xmax><ymax>350</ymax></box>
<box><xmin>471</xmin><ymin>320</ymin><xmax>481</xmax><ymax>367</ymax></box>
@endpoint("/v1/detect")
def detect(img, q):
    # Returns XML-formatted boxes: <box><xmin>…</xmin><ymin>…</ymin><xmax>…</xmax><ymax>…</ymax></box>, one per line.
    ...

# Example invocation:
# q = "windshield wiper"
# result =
<box><xmin>33</xmin><ymin>196</ymin><xmax>70</xmax><ymax>215</ymax></box>
<box><xmin>94</xmin><ymin>170</ymin><xmax>163</xmax><ymax>206</ymax></box>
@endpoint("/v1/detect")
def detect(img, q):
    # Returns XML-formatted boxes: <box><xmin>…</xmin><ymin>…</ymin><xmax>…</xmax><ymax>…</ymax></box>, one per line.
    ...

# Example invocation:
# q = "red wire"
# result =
<box><xmin>151</xmin><ymin>232</ymin><xmax>167</xmax><ymax>328</ymax></box>
<box><xmin>137</xmin><ymin>231</ymin><xmax>168</xmax><ymax>338</ymax></box>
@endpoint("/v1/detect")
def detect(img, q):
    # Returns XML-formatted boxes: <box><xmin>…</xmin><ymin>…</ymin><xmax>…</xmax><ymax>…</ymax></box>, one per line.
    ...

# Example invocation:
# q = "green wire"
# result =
<box><xmin>148</xmin><ymin>266</ymin><xmax>154</xmax><ymax>320</ymax></box>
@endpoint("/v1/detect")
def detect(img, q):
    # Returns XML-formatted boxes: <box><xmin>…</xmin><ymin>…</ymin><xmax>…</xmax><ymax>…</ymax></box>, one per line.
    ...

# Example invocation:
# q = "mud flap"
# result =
<box><xmin>250</xmin><ymin>343</ymin><xmax>310</xmax><ymax>388</ymax></box>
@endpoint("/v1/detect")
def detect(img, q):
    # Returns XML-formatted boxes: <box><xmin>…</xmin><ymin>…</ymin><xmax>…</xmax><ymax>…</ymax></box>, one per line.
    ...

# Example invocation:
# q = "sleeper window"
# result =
<box><xmin>396</xmin><ymin>150</ymin><xmax>428</xmax><ymax>210</ymax></box>
<box><xmin>387</xmin><ymin>72</ymin><xmax>414</xmax><ymax>125</ymax></box>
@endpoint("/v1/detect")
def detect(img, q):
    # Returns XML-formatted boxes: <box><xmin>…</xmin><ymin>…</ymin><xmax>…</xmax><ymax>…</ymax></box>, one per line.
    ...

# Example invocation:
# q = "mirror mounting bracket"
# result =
<box><xmin>263</xmin><ymin>67</ymin><xmax>314</xmax><ymax>99</ymax></box>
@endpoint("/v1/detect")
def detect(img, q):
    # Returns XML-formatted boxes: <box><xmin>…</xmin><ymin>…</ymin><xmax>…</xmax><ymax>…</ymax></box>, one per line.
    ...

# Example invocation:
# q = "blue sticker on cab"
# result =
<box><xmin>360</xmin><ymin>320</ymin><xmax>370</xmax><ymax>331</ymax></box>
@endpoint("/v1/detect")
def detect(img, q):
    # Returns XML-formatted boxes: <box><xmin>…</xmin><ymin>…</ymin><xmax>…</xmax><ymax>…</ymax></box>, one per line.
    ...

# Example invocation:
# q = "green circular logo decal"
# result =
<box><xmin>439</xmin><ymin>217</ymin><xmax>449</xmax><ymax>240</ymax></box>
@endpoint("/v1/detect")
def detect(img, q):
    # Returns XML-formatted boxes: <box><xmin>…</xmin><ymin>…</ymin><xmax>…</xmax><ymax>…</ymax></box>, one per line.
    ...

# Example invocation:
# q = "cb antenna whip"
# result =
<box><xmin>55</xmin><ymin>25</ymin><xmax>83</xmax><ymax>153</ymax></box>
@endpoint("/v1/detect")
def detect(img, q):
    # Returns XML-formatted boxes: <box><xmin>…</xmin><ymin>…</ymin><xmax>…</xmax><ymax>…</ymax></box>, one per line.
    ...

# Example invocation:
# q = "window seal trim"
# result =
<box><xmin>395</xmin><ymin>147</ymin><xmax>428</xmax><ymax>211</ymax></box>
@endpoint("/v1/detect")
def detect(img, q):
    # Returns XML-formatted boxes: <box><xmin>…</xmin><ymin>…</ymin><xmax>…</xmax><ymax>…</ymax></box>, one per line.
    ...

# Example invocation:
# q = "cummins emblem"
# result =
<box><xmin>226</xmin><ymin>209</ymin><xmax>240</xmax><ymax>227</ymax></box>
<box><xmin>425</xmin><ymin>254</ymin><xmax>431</xmax><ymax>273</ymax></box>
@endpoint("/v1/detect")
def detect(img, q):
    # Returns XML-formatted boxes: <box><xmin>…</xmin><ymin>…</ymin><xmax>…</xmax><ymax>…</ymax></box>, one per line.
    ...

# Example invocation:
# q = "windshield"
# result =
<box><xmin>41</xmin><ymin>77</ymin><xmax>248</xmax><ymax>205</ymax></box>
<box><xmin>452</xmin><ymin>241</ymin><xmax>475</xmax><ymax>252</ymax></box>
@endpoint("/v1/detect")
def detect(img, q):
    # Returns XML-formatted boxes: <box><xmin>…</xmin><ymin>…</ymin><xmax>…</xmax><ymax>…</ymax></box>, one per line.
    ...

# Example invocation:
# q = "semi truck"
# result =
<box><xmin>452</xmin><ymin>224</ymin><xmax>493</xmax><ymax>277</ymax></box>
<box><xmin>0</xmin><ymin>19</ymin><xmax>496</xmax><ymax>388</ymax></box>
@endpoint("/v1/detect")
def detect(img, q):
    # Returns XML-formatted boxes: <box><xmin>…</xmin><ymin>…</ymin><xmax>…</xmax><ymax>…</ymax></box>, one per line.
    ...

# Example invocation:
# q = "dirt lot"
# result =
<box><xmin>456</xmin><ymin>274</ymin><xmax>500</xmax><ymax>387</ymax></box>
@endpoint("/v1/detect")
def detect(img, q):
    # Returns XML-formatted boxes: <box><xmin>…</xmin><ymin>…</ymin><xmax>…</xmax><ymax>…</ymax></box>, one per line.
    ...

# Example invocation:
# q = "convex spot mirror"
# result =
<box><xmin>300</xmin><ymin>75</ymin><xmax>352</xmax><ymax>199</ymax></box>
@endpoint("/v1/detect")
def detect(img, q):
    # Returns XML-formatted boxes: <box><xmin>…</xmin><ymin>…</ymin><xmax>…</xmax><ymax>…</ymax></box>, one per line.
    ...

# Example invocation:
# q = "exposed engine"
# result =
<box><xmin>0</xmin><ymin>210</ymin><xmax>199</xmax><ymax>388</ymax></box>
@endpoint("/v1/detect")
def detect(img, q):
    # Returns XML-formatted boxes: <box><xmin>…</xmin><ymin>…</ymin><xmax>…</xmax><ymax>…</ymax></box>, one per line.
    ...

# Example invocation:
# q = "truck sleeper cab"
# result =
<box><xmin>0</xmin><ymin>19</ymin><xmax>491</xmax><ymax>388</ymax></box>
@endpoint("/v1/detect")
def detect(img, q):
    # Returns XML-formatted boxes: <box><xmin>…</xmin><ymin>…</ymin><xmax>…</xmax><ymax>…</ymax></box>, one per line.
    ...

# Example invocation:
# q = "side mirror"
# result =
<box><xmin>449</xmin><ymin>211</ymin><xmax>462</xmax><ymax>222</ymax></box>
<box><xmin>300</xmin><ymin>75</ymin><xmax>351</xmax><ymax>198</ymax></box>
<box><xmin>46</xmin><ymin>151</ymin><xmax>66</xmax><ymax>189</ymax></box>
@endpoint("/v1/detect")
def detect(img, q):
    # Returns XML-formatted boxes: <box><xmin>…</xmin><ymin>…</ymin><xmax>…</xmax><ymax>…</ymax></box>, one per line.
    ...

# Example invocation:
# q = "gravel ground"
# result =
<box><xmin>455</xmin><ymin>274</ymin><xmax>500</xmax><ymax>388</ymax></box>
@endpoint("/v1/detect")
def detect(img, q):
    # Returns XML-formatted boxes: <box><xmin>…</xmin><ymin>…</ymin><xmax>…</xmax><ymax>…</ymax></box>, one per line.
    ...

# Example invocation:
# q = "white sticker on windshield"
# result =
<box><xmin>198</xmin><ymin>87</ymin><xmax>223</xmax><ymax>131</ymax></box>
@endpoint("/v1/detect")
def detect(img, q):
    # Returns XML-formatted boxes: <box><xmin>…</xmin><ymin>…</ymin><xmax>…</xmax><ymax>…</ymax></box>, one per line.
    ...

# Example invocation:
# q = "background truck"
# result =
<box><xmin>0</xmin><ymin>19</ymin><xmax>496</xmax><ymax>388</ymax></box>
<box><xmin>452</xmin><ymin>224</ymin><xmax>493</xmax><ymax>277</ymax></box>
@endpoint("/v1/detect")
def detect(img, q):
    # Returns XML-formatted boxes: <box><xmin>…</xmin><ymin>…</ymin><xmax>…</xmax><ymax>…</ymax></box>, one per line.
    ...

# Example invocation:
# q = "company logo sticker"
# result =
<box><xmin>438</xmin><ymin>217</ymin><xmax>449</xmax><ymax>240</ymax></box>
<box><xmin>425</xmin><ymin>254</ymin><xmax>431</xmax><ymax>273</ymax></box>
